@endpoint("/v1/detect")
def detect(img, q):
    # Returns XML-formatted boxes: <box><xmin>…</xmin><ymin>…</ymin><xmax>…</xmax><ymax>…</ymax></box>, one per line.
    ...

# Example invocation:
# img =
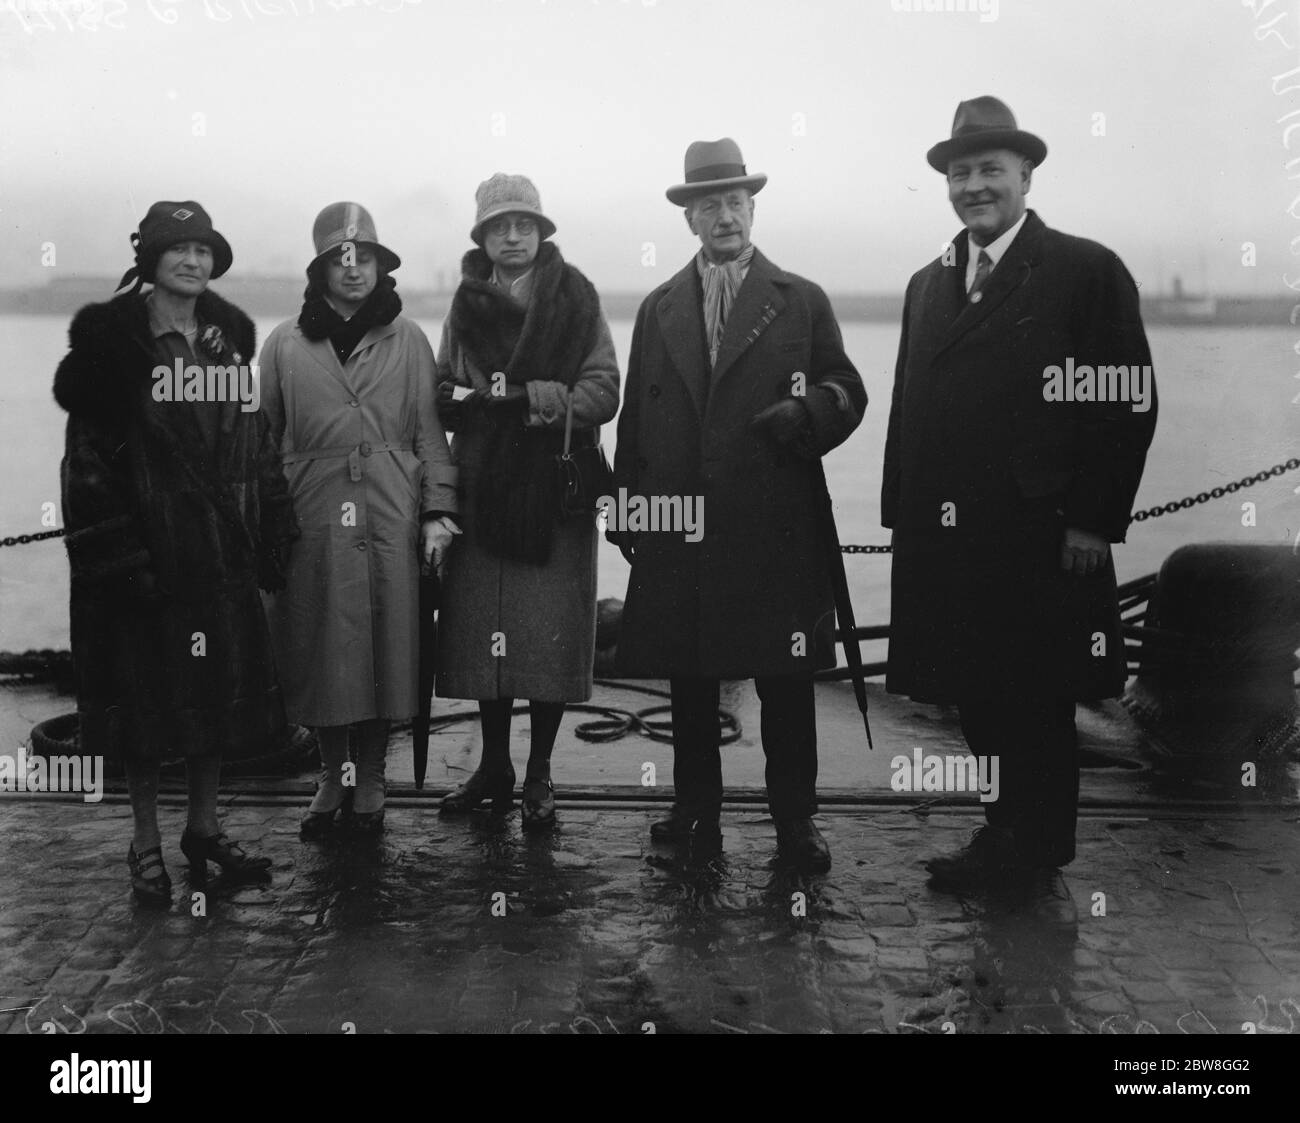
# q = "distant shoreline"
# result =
<box><xmin>1</xmin><ymin>280</ymin><xmax>1290</xmax><ymax>327</ymax></box>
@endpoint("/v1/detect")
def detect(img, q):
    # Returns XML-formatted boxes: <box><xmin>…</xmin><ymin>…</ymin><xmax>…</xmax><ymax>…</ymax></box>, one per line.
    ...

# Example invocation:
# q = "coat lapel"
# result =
<box><xmin>711</xmin><ymin>249</ymin><xmax>786</xmax><ymax>387</ymax></box>
<box><xmin>295</xmin><ymin>327</ymin><xmax>357</xmax><ymax>396</ymax></box>
<box><xmin>655</xmin><ymin>262</ymin><xmax>710</xmax><ymax>417</ymax></box>
<box><xmin>935</xmin><ymin>211</ymin><xmax>1044</xmax><ymax>356</ymax></box>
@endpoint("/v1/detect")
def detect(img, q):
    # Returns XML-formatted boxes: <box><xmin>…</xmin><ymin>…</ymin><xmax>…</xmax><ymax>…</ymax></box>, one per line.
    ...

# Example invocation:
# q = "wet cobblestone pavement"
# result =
<box><xmin>1</xmin><ymin>797</ymin><xmax>1297</xmax><ymax>1034</ymax></box>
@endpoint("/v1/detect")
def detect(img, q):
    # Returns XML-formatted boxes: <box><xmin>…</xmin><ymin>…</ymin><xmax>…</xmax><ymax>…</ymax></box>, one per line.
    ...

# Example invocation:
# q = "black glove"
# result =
<box><xmin>751</xmin><ymin>398</ymin><xmax>812</xmax><ymax>446</ymax></box>
<box><xmin>481</xmin><ymin>383</ymin><xmax>530</xmax><ymax>412</ymax></box>
<box><xmin>606</xmin><ymin>529</ymin><xmax>636</xmax><ymax>566</ymax></box>
<box><xmin>258</xmin><ymin>544</ymin><xmax>288</xmax><ymax>594</ymax></box>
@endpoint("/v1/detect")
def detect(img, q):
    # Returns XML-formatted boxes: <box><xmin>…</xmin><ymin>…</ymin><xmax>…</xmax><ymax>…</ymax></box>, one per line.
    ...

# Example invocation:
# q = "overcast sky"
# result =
<box><xmin>0</xmin><ymin>0</ymin><xmax>1294</xmax><ymax>295</ymax></box>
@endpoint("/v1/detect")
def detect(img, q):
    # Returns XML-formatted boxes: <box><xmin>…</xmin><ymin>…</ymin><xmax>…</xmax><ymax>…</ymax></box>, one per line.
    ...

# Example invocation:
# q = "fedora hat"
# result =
<box><xmin>926</xmin><ymin>96</ymin><xmax>1047</xmax><ymax>173</ymax></box>
<box><xmin>666</xmin><ymin>138</ymin><xmax>767</xmax><ymax>206</ymax></box>
<box><xmin>115</xmin><ymin>200</ymin><xmax>233</xmax><ymax>293</ymax></box>
<box><xmin>309</xmin><ymin>201</ymin><xmax>401</xmax><ymax>273</ymax></box>
<box><xmin>469</xmin><ymin>173</ymin><xmax>556</xmax><ymax>246</ymax></box>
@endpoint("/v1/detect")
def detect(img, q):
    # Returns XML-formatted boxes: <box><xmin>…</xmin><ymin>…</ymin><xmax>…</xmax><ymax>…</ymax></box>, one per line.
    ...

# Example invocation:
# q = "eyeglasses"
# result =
<box><xmin>485</xmin><ymin>216</ymin><xmax>537</xmax><ymax>238</ymax></box>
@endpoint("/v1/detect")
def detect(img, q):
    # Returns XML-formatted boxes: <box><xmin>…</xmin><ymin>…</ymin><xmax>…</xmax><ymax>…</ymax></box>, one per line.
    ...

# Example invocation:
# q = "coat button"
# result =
<box><xmin>349</xmin><ymin>398</ymin><xmax>359</xmax><ymax>407</ymax></box>
<box><xmin>649</xmin><ymin>385</ymin><xmax>661</xmax><ymax>398</ymax></box>
<box><xmin>357</xmin><ymin>542</ymin><xmax>368</xmax><ymax>551</ymax></box>
<box><xmin>360</xmin><ymin>441</ymin><xmax>372</xmax><ymax>456</ymax></box>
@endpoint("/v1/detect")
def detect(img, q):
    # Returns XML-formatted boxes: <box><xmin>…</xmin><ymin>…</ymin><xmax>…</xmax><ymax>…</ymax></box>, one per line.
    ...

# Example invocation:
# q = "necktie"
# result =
<box><xmin>968</xmin><ymin>249</ymin><xmax>992</xmax><ymax>303</ymax></box>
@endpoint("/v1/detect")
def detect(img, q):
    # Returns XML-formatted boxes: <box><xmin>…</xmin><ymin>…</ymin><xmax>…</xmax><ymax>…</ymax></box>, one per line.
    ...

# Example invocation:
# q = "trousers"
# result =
<box><xmin>956</xmin><ymin>695</ymin><xmax>1079</xmax><ymax>866</ymax></box>
<box><xmin>669</xmin><ymin>674</ymin><xmax>819</xmax><ymax>821</ymax></box>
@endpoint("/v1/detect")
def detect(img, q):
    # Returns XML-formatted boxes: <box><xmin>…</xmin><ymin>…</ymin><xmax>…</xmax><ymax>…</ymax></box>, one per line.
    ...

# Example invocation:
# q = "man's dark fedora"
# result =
<box><xmin>926</xmin><ymin>96</ymin><xmax>1047</xmax><ymax>173</ymax></box>
<box><xmin>666</xmin><ymin>138</ymin><xmax>767</xmax><ymax>205</ymax></box>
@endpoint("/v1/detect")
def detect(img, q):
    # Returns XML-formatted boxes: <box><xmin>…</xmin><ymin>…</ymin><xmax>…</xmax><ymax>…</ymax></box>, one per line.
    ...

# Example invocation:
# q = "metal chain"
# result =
<box><xmin>0</xmin><ymin>528</ymin><xmax>65</xmax><ymax>548</ymax></box>
<box><xmin>840</xmin><ymin>455</ymin><xmax>1300</xmax><ymax>551</ymax></box>
<box><xmin>4</xmin><ymin>459</ymin><xmax>1297</xmax><ymax>553</ymax></box>
<box><xmin>1129</xmin><ymin>457</ymin><xmax>1300</xmax><ymax>522</ymax></box>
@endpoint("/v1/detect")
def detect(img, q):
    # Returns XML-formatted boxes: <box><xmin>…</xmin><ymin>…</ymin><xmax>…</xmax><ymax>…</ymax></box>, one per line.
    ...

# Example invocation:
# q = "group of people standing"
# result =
<box><xmin>55</xmin><ymin>96</ymin><xmax>1156</xmax><ymax>911</ymax></box>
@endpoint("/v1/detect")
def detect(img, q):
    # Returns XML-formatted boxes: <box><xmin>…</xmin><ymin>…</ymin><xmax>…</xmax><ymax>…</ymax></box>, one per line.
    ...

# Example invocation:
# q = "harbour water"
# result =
<box><xmin>3</xmin><ymin>313</ymin><xmax>1297</xmax><ymax>666</ymax></box>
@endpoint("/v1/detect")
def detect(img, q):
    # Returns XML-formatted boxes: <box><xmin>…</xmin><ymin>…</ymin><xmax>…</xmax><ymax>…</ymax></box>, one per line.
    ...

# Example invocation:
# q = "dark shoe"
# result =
<box><xmin>300</xmin><ymin>808</ymin><xmax>339</xmax><ymax>840</ymax></box>
<box><xmin>924</xmin><ymin>826</ymin><xmax>1021</xmax><ymax>891</ymax></box>
<box><xmin>440</xmin><ymin>766</ymin><xmax>516</xmax><ymax>813</ymax></box>
<box><xmin>521</xmin><ymin>776</ymin><xmax>556</xmax><ymax>831</ymax></box>
<box><xmin>775</xmin><ymin>818</ymin><xmax>831</xmax><ymax>873</ymax></box>
<box><xmin>349</xmin><ymin>808</ymin><xmax>385</xmax><ymax>837</ymax></box>
<box><xmin>128</xmin><ymin>844</ymin><xmax>172</xmax><ymax>907</ymax></box>
<box><xmin>1011</xmin><ymin>867</ymin><xmax>1077</xmax><ymax>926</ymax></box>
<box><xmin>180</xmin><ymin>829</ymin><xmax>272</xmax><ymax>886</ymax></box>
<box><xmin>649</xmin><ymin>805</ymin><xmax>719</xmax><ymax>843</ymax></box>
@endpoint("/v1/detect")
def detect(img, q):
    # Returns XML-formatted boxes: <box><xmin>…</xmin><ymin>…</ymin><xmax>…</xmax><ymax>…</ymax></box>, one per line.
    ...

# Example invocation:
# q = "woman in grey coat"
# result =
<box><xmin>435</xmin><ymin>174</ymin><xmax>619</xmax><ymax>828</ymax></box>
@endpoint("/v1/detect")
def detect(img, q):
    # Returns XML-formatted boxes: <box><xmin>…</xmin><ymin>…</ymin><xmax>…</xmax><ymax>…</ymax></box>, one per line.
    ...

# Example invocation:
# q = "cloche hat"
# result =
<box><xmin>309</xmin><ymin>201</ymin><xmax>401</xmax><ymax>273</ymax></box>
<box><xmin>115</xmin><ymin>200</ymin><xmax>232</xmax><ymax>293</ymax></box>
<box><xmin>470</xmin><ymin>173</ymin><xmax>556</xmax><ymax>246</ymax></box>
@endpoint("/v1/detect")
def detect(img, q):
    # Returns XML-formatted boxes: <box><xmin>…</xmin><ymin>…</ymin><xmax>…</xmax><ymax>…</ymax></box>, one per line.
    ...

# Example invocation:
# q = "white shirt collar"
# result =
<box><xmin>965</xmin><ymin>211</ymin><xmax>1029</xmax><ymax>292</ymax></box>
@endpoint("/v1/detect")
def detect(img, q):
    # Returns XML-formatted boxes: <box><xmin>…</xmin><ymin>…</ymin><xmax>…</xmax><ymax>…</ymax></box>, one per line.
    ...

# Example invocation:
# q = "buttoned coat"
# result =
<box><xmin>258</xmin><ymin>316</ymin><xmax>458</xmax><ymax>726</ymax></box>
<box><xmin>882</xmin><ymin>211</ymin><xmax>1157</xmax><ymax>703</ymax></box>
<box><xmin>614</xmin><ymin>249</ymin><xmax>866</xmax><ymax>678</ymax></box>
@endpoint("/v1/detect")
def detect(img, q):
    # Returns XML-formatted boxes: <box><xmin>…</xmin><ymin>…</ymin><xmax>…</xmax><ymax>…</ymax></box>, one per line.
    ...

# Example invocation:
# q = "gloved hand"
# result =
<box><xmin>606</xmin><ymin>529</ymin><xmax>636</xmax><ymax>566</ymax></box>
<box><xmin>481</xmin><ymin>382</ymin><xmax>529</xmax><ymax>411</ymax></box>
<box><xmin>751</xmin><ymin>398</ymin><xmax>812</xmax><ymax>447</ymax></box>
<box><xmin>258</xmin><ymin>544</ymin><xmax>288</xmax><ymax>594</ymax></box>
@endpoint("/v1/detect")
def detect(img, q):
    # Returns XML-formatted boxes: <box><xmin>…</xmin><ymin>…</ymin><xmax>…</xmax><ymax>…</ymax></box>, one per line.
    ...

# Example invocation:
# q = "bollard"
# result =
<box><xmin>1124</xmin><ymin>543</ymin><xmax>1300</xmax><ymax>759</ymax></box>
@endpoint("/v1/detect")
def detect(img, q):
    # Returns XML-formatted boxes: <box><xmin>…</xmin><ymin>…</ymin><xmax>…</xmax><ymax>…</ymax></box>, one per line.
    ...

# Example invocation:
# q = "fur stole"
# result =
<box><xmin>447</xmin><ymin>242</ymin><xmax>602</xmax><ymax>564</ymax></box>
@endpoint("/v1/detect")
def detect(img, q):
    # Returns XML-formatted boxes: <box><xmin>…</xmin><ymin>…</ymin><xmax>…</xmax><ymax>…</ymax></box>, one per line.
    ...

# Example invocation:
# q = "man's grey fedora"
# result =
<box><xmin>926</xmin><ymin>96</ymin><xmax>1047</xmax><ymax>173</ymax></box>
<box><xmin>666</xmin><ymin>138</ymin><xmax>768</xmax><ymax>205</ymax></box>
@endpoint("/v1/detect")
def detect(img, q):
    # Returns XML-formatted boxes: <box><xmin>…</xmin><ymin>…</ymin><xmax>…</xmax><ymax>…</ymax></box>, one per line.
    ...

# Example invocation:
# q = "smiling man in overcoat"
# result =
<box><xmin>882</xmin><ymin>97</ymin><xmax>1158</xmax><ymax>893</ymax></box>
<box><xmin>611</xmin><ymin>138</ymin><xmax>866</xmax><ymax>871</ymax></box>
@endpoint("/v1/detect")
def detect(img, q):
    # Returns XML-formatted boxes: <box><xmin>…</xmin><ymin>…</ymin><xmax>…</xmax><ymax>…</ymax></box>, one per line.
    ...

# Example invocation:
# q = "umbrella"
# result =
<box><xmin>812</xmin><ymin>460</ymin><xmax>874</xmax><ymax>750</ymax></box>
<box><xmin>413</xmin><ymin>571</ymin><xmax>441</xmax><ymax>789</ymax></box>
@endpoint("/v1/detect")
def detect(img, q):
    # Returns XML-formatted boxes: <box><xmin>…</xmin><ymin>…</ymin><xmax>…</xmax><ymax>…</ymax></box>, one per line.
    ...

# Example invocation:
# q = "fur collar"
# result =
<box><xmin>298</xmin><ymin>275</ymin><xmax>402</xmax><ymax>343</ymax></box>
<box><xmin>53</xmin><ymin>288</ymin><xmax>255</xmax><ymax>420</ymax></box>
<box><xmin>448</xmin><ymin>241</ymin><xmax>600</xmax><ymax>388</ymax></box>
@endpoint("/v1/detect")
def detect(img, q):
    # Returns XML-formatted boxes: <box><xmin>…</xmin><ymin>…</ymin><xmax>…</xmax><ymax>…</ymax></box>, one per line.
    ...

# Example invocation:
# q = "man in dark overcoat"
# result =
<box><xmin>882</xmin><ymin>97</ymin><xmax>1158</xmax><ymax>891</ymax></box>
<box><xmin>611</xmin><ymin>138</ymin><xmax>866</xmax><ymax>871</ymax></box>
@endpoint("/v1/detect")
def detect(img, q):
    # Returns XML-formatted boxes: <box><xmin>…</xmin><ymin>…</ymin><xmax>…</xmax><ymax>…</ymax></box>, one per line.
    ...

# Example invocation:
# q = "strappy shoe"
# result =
<box><xmin>128</xmin><ymin>844</ymin><xmax>172</xmax><ymax>907</ymax></box>
<box><xmin>439</xmin><ymin>766</ymin><xmax>516</xmax><ymax>814</ymax></box>
<box><xmin>520</xmin><ymin>776</ymin><xmax>556</xmax><ymax>831</ymax></box>
<box><xmin>180</xmin><ymin>829</ymin><xmax>272</xmax><ymax>886</ymax></box>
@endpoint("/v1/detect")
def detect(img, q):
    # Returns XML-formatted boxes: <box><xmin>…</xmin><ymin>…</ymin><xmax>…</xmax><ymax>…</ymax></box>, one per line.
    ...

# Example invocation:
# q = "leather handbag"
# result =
<box><xmin>555</xmin><ymin>391</ymin><xmax>613</xmax><ymax>520</ymax></box>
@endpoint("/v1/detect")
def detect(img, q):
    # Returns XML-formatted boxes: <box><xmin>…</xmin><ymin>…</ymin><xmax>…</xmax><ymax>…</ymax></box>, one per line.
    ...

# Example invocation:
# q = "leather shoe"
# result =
<box><xmin>924</xmin><ymin>825</ymin><xmax>1022</xmax><ymax>891</ymax></box>
<box><xmin>775</xmin><ymin>817</ymin><xmax>831</xmax><ymax>872</ymax></box>
<box><xmin>649</xmin><ymin>805</ymin><xmax>718</xmax><ymax>843</ymax></box>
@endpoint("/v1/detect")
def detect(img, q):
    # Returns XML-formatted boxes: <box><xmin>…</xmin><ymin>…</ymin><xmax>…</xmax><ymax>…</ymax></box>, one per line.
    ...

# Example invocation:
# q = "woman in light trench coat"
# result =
<box><xmin>259</xmin><ymin>202</ymin><xmax>459</xmax><ymax>837</ymax></box>
<box><xmin>435</xmin><ymin>174</ymin><xmax>619</xmax><ymax>829</ymax></box>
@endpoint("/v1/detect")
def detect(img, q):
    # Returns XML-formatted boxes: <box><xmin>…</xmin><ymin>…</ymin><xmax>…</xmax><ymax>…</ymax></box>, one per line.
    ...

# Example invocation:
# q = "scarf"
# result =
<box><xmin>298</xmin><ymin>274</ymin><xmax>402</xmax><ymax>362</ymax></box>
<box><xmin>698</xmin><ymin>243</ymin><xmax>755</xmax><ymax>366</ymax></box>
<box><xmin>448</xmin><ymin>241</ymin><xmax>602</xmax><ymax>565</ymax></box>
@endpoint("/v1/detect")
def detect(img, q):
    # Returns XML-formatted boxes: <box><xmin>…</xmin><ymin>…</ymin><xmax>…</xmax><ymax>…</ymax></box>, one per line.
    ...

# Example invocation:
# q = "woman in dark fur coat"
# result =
<box><xmin>435</xmin><ymin>174</ymin><xmax>620</xmax><ymax>828</ymax></box>
<box><xmin>53</xmin><ymin>201</ymin><xmax>299</xmax><ymax>905</ymax></box>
